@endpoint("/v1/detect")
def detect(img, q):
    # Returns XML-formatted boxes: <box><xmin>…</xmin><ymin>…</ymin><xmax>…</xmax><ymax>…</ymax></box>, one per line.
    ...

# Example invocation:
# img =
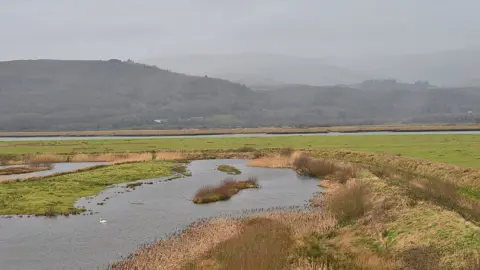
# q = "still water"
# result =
<box><xmin>0</xmin><ymin>159</ymin><xmax>320</xmax><ymax>270</ymax></box>
<box><xmin>1</xmin><ymin>130</ymin><xmax>479</xmax><ymax>141</ymax></box>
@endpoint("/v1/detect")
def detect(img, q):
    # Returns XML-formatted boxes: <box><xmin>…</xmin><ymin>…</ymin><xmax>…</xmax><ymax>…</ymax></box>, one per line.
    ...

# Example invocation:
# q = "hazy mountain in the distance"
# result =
<box><xmin>142</xmin><ymin>53</ymin><xmax>367</xmax><ymax>86</ymax></box>
<box><xmin>319</xmin><ymin>47</ymin><xmax>480</xmax><ymax>87</ymax></box>
<box><xmin>143</xmin><ymin>48</ymin><xmax>480</xmax><ymax>87</ymax></box>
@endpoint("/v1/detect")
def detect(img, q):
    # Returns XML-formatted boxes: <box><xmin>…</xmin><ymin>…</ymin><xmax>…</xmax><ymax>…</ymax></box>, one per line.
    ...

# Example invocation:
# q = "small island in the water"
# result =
<box><xmin>193</xmin><ymin>177</ymin><xmax>259</xmax><ymax>204</ymax></box>
<box><xmin>0</xmin><ymin>164</ymin><xmax>53</xmax><ymax>176</ymax></box>
<box><xmin>217</xmin><ymin>164</ymin><xmax>241</xmax><ymax>175</ymax></box>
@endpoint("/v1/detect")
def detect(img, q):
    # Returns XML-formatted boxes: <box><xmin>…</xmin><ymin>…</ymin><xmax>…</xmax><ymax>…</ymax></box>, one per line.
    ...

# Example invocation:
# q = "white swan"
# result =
<box><xmin>100</xmin><ymin>218</ymin><xmax>107</xmax><ymax>224</ymax></box>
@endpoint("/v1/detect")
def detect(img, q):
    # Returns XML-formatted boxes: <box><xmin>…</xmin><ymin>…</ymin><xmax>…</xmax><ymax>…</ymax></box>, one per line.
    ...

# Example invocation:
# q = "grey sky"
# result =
<box><xmin>1</xmin><ymin>0</ymin><xmax>480</xmax><ymax>61</ymax></box>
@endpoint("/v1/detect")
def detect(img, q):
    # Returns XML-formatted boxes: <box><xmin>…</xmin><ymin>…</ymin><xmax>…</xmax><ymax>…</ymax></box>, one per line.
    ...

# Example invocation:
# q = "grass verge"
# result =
<box><xmin>193</xmin><ymin>178</ymin><xmax>259</xmax><ymax>204</ymax></box>
<box><xmin>0</xmin><ymin>161</ymin><xmax>174</xmax><ymax>216</ymax></box>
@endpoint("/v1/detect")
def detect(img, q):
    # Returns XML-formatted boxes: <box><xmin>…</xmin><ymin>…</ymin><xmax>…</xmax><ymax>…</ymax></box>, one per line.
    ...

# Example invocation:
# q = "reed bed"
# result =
<box><xmin>193</xmin><ymin>178</ymin><xmax>259</xmax><ymax>204</ymax></box>
<box><xmin>293</xmin><ymin>153</ymin><xmax>359</xmax><ymax>183</ymax></box>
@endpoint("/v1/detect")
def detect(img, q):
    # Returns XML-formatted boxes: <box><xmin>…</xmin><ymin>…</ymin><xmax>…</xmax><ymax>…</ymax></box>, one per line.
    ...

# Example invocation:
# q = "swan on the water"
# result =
<box><xmin>100</xmin><ymin>218</ymin><xmax>107</xmax><ymax>224</ymax></box>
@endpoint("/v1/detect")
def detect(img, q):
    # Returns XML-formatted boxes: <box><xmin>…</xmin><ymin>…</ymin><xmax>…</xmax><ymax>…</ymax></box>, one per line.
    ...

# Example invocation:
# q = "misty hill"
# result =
<box><xmin>0</xmin><ymin>59</ymin><xmax>259</xmax><ymax>131</ymax></box>
<box><xmin>142</xmin><ymin>53</ymin><xmax>365</xmax><ymax>87</ymax></box>
<box><xmin>340</xmin><ymin>48</ymin><xmax>480</xmax><ymax>87</ymax></box>
<box><xmin>0</xmin><ymin>59</ymin><xmax>479</xmax><ymax>131</ymax></box>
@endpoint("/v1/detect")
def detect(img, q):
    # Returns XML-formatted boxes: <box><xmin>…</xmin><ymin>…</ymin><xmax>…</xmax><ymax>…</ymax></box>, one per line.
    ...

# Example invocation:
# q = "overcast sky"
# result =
<box><xmin>1</xmin><ymin>0</ymin><xmax>480</xmax><ymax>61</ymax></box>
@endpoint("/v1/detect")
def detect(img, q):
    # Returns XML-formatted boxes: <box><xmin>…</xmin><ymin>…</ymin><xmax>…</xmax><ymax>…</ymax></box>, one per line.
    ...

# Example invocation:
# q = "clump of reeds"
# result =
<box><xmin>188</xmin><ymin>218</ymin><xmax>293</xmax><ymax>270</ymax></box>
<box><xmin>43</xmin><ymin>206</ymin><xmax>57</xmax><ymax>217</ymax></box>
<box><xmin>324</xmin><ymin>180</ymin><xmax>372</xmax><ymax>224</ymax></box>
<box><xmin>193</xmin><ymin>177</ymin><xmax>259</xmax><ymax>204</ymax></box>
<box><xmin>293</xmin><ymin>153</ymin><xmax>358</xmax><ymax>183</ymax></box>
<box><xmin>171</xmin><ymin>164</ymin><xmax>190</xmax><ymax>176</ymax></box>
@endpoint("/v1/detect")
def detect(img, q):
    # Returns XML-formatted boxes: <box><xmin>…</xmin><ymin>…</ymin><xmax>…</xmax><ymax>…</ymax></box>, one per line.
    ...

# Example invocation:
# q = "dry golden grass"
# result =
<box><xmin>6</xmin><ymin>152</ymin><xmax>161</xmax><ymax>165</ymax></box>
<box><xmin>248</xmin><ymin>155</ymin><xmax>292</xmax><ymax>168</ymax></box>
<box><xmin>324</xmin><ymin>180</ymin><xmax>372</xmax><ymax>224</ymax></box>
<box><xmin>109</xmin><ymin>218</ymin><xmax>242</xmax><ymax>270</ymax></box>
<box><xmin>310</xmin><ymin>149</ymin><xmax>480</xmax><ymax>189</ymax></box>
<box><xmin>155</xmin><ymin>151</ymin><xmax>187</xmax><ymax>160</ymax></box>
<box><xmin>24</xmin><ymin>153</ymin><xmax>62</xmax><ymax>164</ymax></box>
<box><xmin>248</xmin><ymin>151</ymin><xmax>304</xmax><ymax>168</ymax></box>
<box><xmin>188</xmin><ymin>218</ymin><xmax>293</xmax><ymax>270</ymax></box>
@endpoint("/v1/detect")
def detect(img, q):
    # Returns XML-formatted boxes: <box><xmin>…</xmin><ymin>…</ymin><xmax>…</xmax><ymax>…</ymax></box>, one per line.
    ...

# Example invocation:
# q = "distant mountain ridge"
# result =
<box><xmin>143</xmin><ymin>49</ymin><xmax>480</xmax><ymax>87</ymax></box>
<box><xmin>332</xmin><ymin>48</ymin><xmax>480</xmax><ymax>87</ymax></box>
<box><xmin>142</xmin><ymin>53</ymin><xmax>366</xmax><ymax>86</ymax></box>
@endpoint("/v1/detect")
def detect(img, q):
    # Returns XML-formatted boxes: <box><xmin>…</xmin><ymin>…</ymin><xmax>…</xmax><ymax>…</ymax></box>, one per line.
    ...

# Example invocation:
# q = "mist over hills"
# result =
<box><xmin>1</xmin><ymin>59</ymin><xmax>479</xmax><ymax>131</ymax></box>
<box><xmin>143</xmin><ymin>53</ymin><xmax>366</xmax><ymax>87</ymax></box>
<box><xmin>339</xmin><ymin>48</ymin><xmax>480</xmax><ymax>87</ymax></box>
<box><xmin>143</xmin><ymin>49</ymin><xmax>480</xmax><ymax>87</ymax></box>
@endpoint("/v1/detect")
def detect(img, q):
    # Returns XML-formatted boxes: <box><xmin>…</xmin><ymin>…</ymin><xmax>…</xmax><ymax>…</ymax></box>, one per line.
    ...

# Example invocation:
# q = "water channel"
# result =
<box><xmin>0</xmin><ymin>159</ymin><xmax>320</xmax><ymax>270</ymax></box>
<box><xmin>1</xmin><ymin>130</ymin><xmax>479</xmax><ymax>141</ymax></box>
<box><xmin>0</xmin><ymin>162</ymin><xmax>107</xmax><ymax>181</ymax></box>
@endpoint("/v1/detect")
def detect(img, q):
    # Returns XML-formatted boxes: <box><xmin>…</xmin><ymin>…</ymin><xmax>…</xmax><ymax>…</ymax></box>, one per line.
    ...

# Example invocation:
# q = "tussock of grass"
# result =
<box><xmin>193</xmin><ymin>178</ymin><xmax>259</xmax><ymax>204</ymax></box>
<box><xmin>217</xmin><ymin>164</ymin><xmax>241</xmax><ymax>175</ymax></box>
<box><xmin>0</xmin><ymin>162</ymin><xmax>174</xmax><ymax>215</ymax></box>
<box><xmin>325</xmin><ymin>180</ymin><xmax>372</xmax><ymax>225</ymax></box>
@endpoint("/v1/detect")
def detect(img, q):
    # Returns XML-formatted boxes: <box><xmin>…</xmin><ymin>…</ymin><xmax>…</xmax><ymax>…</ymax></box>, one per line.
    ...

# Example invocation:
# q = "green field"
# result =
<box><xmin>0</xmin><ymin>162</ymin><xmax>174</xmax><ymax>215</ymax></box>
<box><xmin>1</xmin><ymin>134</ymin><xmax>479</xmax><ymax>167</ymax></box>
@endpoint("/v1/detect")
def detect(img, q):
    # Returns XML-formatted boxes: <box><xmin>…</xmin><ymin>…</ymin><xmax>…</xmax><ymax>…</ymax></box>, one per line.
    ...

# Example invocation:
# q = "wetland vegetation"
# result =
<box><xmin>2</xmin><ymin>133</ymin><xmax>480</xmax><ymax>269</ymax></box>
<box><xmin>193</xmin><ymin>177</ymin><xmax>259</xmax><ymax>204</ymax></box>
<box><xmin>0</xmin><ymin>161</ymin><xmax>175</xmax><ymax>215</ymax></box>
<box><xmin>111</xmin><ymin>151</ymin><xmax>480</xmax><ymax>269</ymax></box>
<box><xmin>217</xmin><ymin>164</ymin><xmax>241</xmax><ymax>175</ymax></box>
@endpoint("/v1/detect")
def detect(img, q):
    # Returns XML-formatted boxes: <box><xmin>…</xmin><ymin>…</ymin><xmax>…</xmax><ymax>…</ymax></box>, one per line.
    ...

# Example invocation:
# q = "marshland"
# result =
<box><xmin>1</xmin><ymin>133</ymin><xmax>480</xmax><ymax>269</ymax></box>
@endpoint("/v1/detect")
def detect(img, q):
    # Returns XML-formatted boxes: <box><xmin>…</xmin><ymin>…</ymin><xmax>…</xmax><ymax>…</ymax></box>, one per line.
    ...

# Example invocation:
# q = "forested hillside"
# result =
<box><xmin>0</xmin><ymin>60</ymin><xmax>479</xmax><ymax>131</ymax></box>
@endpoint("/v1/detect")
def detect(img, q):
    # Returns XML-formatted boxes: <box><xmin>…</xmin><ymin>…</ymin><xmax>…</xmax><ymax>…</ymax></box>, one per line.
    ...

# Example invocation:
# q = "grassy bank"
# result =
<box><xmin>110</xmin><ymin>152</ymin><xmax>480</xmax><ymax>269</ymax></box>
<box><xmin>0</xmin><ymin>162</ymin><xmax>174</xmax><ymax>216</ymax></box>
<box><xmin>193</xmin><ymin>178</ymin><xmax>259</xmax><ymax>204</ymax></box>
<box><xmin>1</xmin><ymin>133</ymin><xmax>479</xmax><ymax>167</ymax></box>
<box><xmin>217</xmin><ymin>164</ymin><xmax>241</xmax><ymax>175</ymax></box>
